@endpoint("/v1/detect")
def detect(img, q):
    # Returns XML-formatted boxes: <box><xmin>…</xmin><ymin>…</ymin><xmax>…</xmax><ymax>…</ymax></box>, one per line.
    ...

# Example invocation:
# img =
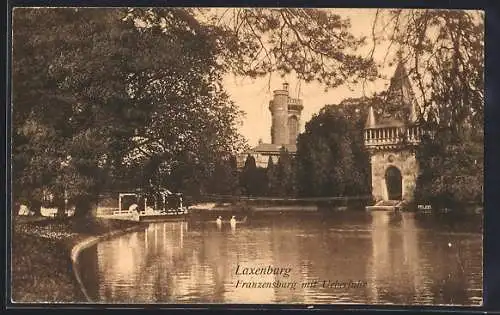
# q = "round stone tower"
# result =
<box><xmin>269</xmin><ymin>83</ymin><xmax>290</xmax><ymax>145</ymax></box>
<box><xmin>287</xmin><ymin>97</ymin><xmax>303</xmax><ymax>145</ymax></box>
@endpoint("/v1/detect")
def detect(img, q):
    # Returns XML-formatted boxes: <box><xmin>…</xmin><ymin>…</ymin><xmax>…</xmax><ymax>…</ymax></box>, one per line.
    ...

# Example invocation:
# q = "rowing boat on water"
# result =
<box><xmin>113</xmin><ymin>187</ymin><xmax>190</xmax><ymax>222</ymax></box>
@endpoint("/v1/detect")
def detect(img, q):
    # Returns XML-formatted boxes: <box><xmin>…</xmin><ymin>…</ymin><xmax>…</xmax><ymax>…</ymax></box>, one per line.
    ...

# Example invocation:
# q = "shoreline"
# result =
<box><xmin>11</xmin><ymin>216</ymin><xmax>147</xmax><ymax>303</ymax></box>
<box><xmin>70</xmin><ymin>224</ymin><xmax>148</xmax><ymax>302</ymax></box>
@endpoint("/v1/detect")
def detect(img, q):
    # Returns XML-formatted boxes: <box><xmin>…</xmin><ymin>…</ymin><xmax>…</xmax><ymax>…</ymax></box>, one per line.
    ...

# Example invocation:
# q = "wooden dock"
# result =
<box><xmin>366</xmin><ymin>200</ymin><xmax>405</xmax><ymax>211</ymax></box>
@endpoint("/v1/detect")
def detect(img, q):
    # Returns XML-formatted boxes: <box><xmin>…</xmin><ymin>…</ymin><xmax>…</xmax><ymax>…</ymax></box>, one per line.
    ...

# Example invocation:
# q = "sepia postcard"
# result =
<box><xmin>9</xmin><ymin>7</ymin><xmax>483</xmax><ymax>306</ymax></box>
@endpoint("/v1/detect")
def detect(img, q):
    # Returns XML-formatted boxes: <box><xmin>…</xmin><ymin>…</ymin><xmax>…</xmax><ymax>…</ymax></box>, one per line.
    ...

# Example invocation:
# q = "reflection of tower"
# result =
<box><xmin>368</xmin><ymin>212</ymin><xmax>426</xmax><ymax>304</ymax></box>
<box><xmin>368</xmin><ymin>211</ymin><xmax>390</xmax><ymax>302</ymax></box>
<box><xmin>269</xmin><ymin>82</ymin><xmax>304</xmax><ymax>145</ymax></box>
<box><xmin>401</xmin><ymin>213</ymin><xmax>426</xmax><ymax>299</ymax></box>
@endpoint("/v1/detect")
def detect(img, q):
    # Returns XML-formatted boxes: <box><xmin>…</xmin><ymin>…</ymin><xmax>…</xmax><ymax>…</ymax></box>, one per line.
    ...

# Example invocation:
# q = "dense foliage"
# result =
<box><xmin>295</xmin><ymin>98</ymin><xmax>377</xmax><ymax>197</ymax></box>
<box><xmin>380</xmin><ymin>9</ymin><xmax>484</xmax><ymax>208</ymax></box>
<box><xmin>414</xmin><ymin>132</ymin><xmax>483</xmax><ymax>209</ymax></box>
<box><xmin>12</xmin><ymin>8</ymin><xmax>244</xmax><ymax>215</ymax></box>
<box><xmin>237</xmin><ymin>150</ymin><xmax>296</xmax><ymax>197</ymax></box>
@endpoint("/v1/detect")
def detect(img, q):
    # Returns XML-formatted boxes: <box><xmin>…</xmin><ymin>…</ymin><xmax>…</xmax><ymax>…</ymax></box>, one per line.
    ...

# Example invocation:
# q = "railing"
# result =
<box><xmin>288</xmin><ymin>98</ymin><xmax>303</xmax><ymax>106</ymax></box>
<box><xmin>288</xmin><ymin>98</ymin><xmax>303</xmax><ymax>105</ymax></box>
<box><xmin>364</xmin><ymin>125</ymin><xmax>421</xmax><ymax>146</ymax></box>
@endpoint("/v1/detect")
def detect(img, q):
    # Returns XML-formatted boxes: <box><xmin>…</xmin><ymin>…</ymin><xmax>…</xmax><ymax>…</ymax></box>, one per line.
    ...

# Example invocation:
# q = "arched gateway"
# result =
<box><xmin>385</xmin><ymin>166</ymin><xmax>402</xmax><ymax>200</ymax></box>
<box><xmin>364</xmin><ymin>61</ymin><xmax>421</xmax><ymax>202</ymax></box>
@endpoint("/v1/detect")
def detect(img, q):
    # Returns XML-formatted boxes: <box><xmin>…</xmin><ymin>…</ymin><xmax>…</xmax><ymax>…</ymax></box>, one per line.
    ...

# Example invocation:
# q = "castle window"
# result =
<box><xmin>288</xmin><ymin>115</ymin><xmax>299</xmax><ymax>144</ymax></box>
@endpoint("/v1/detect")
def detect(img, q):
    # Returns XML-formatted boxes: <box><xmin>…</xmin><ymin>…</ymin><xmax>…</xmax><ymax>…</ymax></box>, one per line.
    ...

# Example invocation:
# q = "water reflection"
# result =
<box><xmin>78</xmin><ymin>212</ymin><xmax>482</xmax><ymax>305</ymax></box>
<box><xmin>368</xmin><ymin>212</ymin><xmax>427</xmax><ymax>304</ymax></box>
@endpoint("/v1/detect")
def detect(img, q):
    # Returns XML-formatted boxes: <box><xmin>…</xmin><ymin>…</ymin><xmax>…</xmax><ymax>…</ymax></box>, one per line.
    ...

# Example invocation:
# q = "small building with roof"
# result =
<box><xmin>364</xmin><ymin>60</ymin><xmax>422</xmax><ymax>202</ymax></box>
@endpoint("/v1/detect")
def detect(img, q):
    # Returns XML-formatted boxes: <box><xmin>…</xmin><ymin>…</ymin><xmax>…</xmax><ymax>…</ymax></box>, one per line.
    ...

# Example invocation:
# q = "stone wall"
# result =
<box><xmin>370</xmin><ymin>149</ymin><xmax>419</xmax><ymax>201</ymax></box>
<box><xmin>270</xmin><ymin>90</ymin><xmax>289</xmax><ymax>145</ymax></box>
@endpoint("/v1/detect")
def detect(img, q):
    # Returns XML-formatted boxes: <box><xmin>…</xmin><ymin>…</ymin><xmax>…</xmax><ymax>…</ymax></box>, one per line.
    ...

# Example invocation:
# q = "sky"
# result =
<box><xmin>222</xmin><ymin>9</ymin><xmax>402</xmax><ymax>147</ymax></box>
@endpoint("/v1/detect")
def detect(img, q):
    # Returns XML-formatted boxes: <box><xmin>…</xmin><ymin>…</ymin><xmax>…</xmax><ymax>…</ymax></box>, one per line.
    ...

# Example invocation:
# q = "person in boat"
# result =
<box><xmin>145</xmin><ymin>205</ymin><xmax>155</xmax><ymax>214</ymax></box>
<box><xmin>18</xmin><ymin>204</ymin><xmax>30</xmax><ymax>216</ymax></box>
<box><xmin>129</xmin><ymin>203</ymin><xmax>139</xmax><ymax>214</ymax></box>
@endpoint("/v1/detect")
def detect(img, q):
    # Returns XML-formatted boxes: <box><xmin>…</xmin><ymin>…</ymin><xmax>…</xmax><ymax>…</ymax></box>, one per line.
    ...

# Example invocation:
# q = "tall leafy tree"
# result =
<box><xmin>266</xmin><ymin>156</ymin><xmax>279</xmax><ymax>196</ymax></box>
<box><xmin>13</xmin><ymin>8</ymin><xmax>133</xmax><ymax>215</ymax></box>
<box><xmin>240</xmin><ymin>155</ymin><xmax>257</xmax><ymax>196</ymax></box>
<box><xmin>275</xmin><ymin>148</ymin><xmax>297</xmax><ymax>197</ymax></box>
<box><xmin>296</xmin><ymin>99</ymin><xmax>373</xmax><ymax>197</ymax></box>
<box><xmin>414</xmin><ymin>132</ymin><xmax>483</xmax><ymax>209</ymax></box>
<box><xmin>208</xmin><ymin>155</ymin><xmax>240</xmax><ymax>195</ymax></box>
<box><xmin>228</xmin><ymin>155</ymin><xmax>241</xmax><ymax>196</ymax></box>
<box><xmin>12</xmin><ymin>8</ymin><xmax>245</xmax><ymax>215</ymax></box>
<box><xmin>254</xmin><ymin>168</ymin><xmax>269</xmax><ymax>197</ymax></box>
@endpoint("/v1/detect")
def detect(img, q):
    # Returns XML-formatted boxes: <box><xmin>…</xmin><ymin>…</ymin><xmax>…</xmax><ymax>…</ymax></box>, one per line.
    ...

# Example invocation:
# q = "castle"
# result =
<box><xmin>364</xmin><ymin>61</ymin><xmax>421</xmax><ymax>202</ymax></box>
<box><xmin>239</xmin><ymin>82</ymin><xmax>304</xmax><ymax>168</ymax></box>
<box><xmin>238</xmin><ymin>61</ymin><xmax>421</xmax><ymax>203</ymax></box>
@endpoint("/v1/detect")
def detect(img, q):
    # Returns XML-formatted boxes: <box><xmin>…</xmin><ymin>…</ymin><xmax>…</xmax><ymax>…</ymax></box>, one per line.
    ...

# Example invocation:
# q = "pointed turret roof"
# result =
<box><xmin>365</xmin><ymin>105</ymin><xmax>376</xmax><ymax>128</ymax></box>
<box><xmin>388</xmin><ymin>62</ymin><xmax>415</xmax><ymax>101</ymax></box>
<box><xmin>384</xmin><ymin>60</ymin><xmax>419</xmax><ymax>122</ymax></box>
<box><xmin>370</xmin><ymin>57</ymin><xmax>420</xmax><ymax>128</ymax></box>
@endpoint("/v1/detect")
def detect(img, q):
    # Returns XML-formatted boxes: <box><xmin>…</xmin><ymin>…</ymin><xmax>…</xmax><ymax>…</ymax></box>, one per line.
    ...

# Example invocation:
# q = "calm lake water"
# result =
<box><xmin>78</xmin><ymin>211</ymin><xmax>483</xmax><ymax>305</ymax></box>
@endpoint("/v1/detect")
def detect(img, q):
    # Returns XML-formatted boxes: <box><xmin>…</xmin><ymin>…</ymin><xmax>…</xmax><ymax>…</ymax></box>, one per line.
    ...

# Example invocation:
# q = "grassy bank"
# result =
<box><xmin>11</xmin><ymin>216</ymin><xmax>146</xmax><ymax>303</ymax></box>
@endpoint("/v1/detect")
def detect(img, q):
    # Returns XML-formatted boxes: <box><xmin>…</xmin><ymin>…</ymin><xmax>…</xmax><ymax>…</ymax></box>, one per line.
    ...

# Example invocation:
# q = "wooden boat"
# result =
<box><xmin>115</xmin><ymin>187</ymin><xmax>189</xmax><ymax>222</ymax></box>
